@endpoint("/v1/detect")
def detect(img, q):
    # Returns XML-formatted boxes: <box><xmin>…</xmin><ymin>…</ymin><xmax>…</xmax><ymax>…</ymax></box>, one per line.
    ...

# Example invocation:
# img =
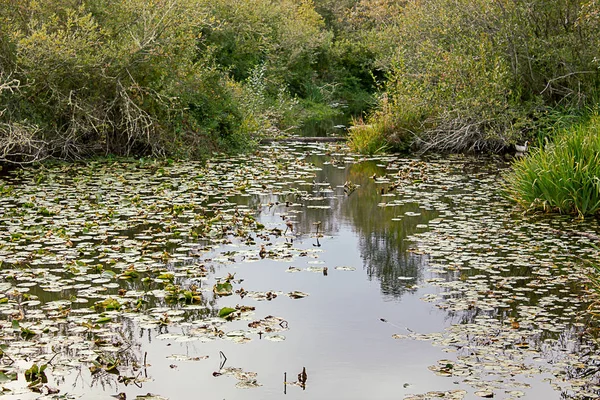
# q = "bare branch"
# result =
<box><xmin>0</xmin><ymin>74</ymin><xmax>20</xmax><ymax>94</ymax></box>
<box><xmin>0</xmin><ymin>123</ymin><xmax>48</xmax><ymax>164</ymax></box>
<box><xmin>414</xmin><ymin>113</ymin><xmax>508</xmax><ymax>154</ymax></box>
<box><xmin>540</xmin><ymin>71</ymin><xmax>596</xmax><ymax>95</ymax></box>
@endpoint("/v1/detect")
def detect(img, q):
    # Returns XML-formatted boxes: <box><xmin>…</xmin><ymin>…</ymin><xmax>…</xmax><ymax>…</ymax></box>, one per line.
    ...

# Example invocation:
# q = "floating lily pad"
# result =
<box><xmin>287</xmin><ymin>291</ymin><xmax>309</xmax><ymax>299</ymax></box>
<box><xmin>136</xmin><ymin>394</ymin><xmax>169</xmax><ymax>400</ymax></box>
<box><xmin>218</xmin><ymin>307</ymin><xmax>237</xmax><ymax>318</ymax></box>
<box><xmin>264</xmin><ymin>334</ymin><xmax>286</xmax><ymax>342</ymax></box>
<box><xmin>165</xmin><ymin>354</ymin><xmax>208</xmax><ymax>361</ymax></box>
<box><xmin>213</xmin><ymin>282</ymin><xmax>233</xmax><ymax>296</ymax></box>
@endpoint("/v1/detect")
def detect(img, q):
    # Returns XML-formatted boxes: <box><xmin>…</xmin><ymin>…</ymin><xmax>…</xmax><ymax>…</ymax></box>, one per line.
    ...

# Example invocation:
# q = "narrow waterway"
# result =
<box><xmin>0</xmin><ymin>143</ymin><xmax>599</xmax><ymax>400</ymax></box>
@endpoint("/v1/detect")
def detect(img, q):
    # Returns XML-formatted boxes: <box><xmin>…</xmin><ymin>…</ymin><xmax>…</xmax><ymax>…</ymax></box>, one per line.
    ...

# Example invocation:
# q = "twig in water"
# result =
<box><xmin>219</xmin><ymin>351</ymin><xmax>227</xmax><ymax>370</ymax></box>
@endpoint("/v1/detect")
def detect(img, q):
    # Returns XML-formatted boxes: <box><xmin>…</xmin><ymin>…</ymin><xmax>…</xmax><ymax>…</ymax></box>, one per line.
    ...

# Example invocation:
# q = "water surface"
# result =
<box><xmin>0</xmin><ymin>144</ymin><xmax>599</xmax><ymax>400</ymax></box>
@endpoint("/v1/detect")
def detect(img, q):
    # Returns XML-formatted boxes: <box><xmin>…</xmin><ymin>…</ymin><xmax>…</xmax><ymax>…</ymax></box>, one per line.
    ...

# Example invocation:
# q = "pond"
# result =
<box><xmin>0</xmin><ymin>143</ymin><xmax>600</xmax><ymax>400</ymax></box>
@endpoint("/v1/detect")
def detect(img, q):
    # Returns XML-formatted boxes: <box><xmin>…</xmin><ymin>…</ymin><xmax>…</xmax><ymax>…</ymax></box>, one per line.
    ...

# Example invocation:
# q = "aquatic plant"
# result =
<box><xmin>503</xmin><ymin>116</ymin><xmax>600</xmax><ymax>216</ymax></box>
<box><xmin>347</xmin><ymin>117</ymin><xmax>389</xmax><ymax>155</ymax></box>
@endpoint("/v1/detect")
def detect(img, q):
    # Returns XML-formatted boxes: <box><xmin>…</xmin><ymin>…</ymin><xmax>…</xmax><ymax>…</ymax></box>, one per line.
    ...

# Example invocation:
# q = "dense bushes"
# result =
<box><xmin>0</xmin><ymin>0</ymin><xmax>238</xmax><ymax>161</ymax></box>
<box><xmin>199</xmin><ymin>0</ymin><xmax>333</xmax><ymax>96</ymax></box>
<box><xmin>0</xmin><ymin>0</ymin><xmax>369</xmax><ymax>163</ymax></box>
<box><xmin>503</xmin><ymin>116</ymin><xmax>600</xmax><ymax>217</ymax></box>
<box><xmin>353</xmin><ymin>0</ymin><xmax>600</xmax><ymax>153</ymax></box>
<box><xmin>4</xmin><ymin>0</ymin><xmax>598</xmax><ymax>162</ymax></box>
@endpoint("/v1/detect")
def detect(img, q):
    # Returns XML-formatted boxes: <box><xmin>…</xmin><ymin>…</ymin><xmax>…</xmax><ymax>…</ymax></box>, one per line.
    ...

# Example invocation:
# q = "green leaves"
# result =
<box><xmin>24</xmin><ymin>363</ymin><xmax>47</xmax><ymax>384</ymax></box>
<box><xmin>503</xmin><ymin>116</ymin><xmax>600</xmax><ymax>216</ymax></box>
<box><xmin>93</xmin><ymin>298</ymin><xmax>122</xmax><ymax>312</ymax></box>
<box><xmin>218</xmin><ymin>307</ymin><xmax>237</xmax><ymax>318</ymax></box>
<box><xmin>95</xmin><ymin>316</ymin><xmax>113</xmax><ymax>324</ymax></box>
<box><xmin>11</xmin><ymin>320</ymin><xmax>37</xmax><ymax>340</ymax></box>
<box><xmin>213</xmin><ymin>282</ymin><xmax>233</xmax><ymax>296</ymax></box>
<box><xmin>213</xmin><ymin>272</ymin><xmax>236</xmax><ymax>296</ymax></box>
<box><xmin>0</xmin><ymin>371</ymin><xmax>16</xmax><ymax>383</ymax></box>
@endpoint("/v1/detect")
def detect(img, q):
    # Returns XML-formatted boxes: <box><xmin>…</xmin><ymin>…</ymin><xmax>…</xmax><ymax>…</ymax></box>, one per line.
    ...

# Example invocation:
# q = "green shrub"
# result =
<box><xmin>503</xmin><ymin>115</ymin><xmax>600</xmax><ymax>217</ymax></box>
<box><xmin>198</xmin><ymin>0</ymin><xmax>332</xmax><ymax>98</ymax></box>
<box><xmin>0</xmin><ymin>0</ymin><xmax>350</xmax><ymax>163</ymax></box>
<box><xmin>347</xmin><ymin>117</ymin><xmax>388</xmax><ymax>155</ymax></box>
<box><xmin>348</xmin><ymin>0</ymin><xmax>600</xmax><ymax>153</ymax></box>
<box><xmin>0</xmin><ymin>0</ymin><xmax>254</xmax><ymax>161</ymax></box>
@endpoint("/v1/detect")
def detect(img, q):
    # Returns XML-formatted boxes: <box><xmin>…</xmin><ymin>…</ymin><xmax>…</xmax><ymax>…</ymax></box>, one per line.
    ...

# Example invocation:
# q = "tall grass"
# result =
<box><xmin>347</xmin><ymin>117</ymin><xmax>389</xmax><ymax>155</ymax></box>
<box><xmin>503</xmin><ymin>116</ymin><xmax>600</xmax><ymax>217</ymax></box>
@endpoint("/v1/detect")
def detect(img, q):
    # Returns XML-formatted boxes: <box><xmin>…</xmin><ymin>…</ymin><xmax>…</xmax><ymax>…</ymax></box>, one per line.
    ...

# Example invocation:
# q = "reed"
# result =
<box><xmin>503</xmin><ymin>116</ymin><xmax>600</xmax><ymax>217</ymax></box>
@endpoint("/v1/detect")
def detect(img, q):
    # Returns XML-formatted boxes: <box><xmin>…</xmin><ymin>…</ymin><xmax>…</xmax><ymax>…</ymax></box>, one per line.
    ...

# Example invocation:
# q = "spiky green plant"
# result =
<box><xmin>503</xmin><ymin>116</ymin><xmax>600</xmax><ymax>217</ymax></box>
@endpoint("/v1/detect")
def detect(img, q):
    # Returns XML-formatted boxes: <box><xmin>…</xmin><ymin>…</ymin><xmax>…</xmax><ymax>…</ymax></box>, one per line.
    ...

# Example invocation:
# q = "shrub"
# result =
<box><xmin>0</xmin><ymin>0</ymin><xmax>248</xmax><ymax>161</ymax></box>
<box><xmin>197</xmin><ymin>0</ymin><xmax>332</xmax><ymax>98</ymax></box>
<box><xmin>0</xmin><ymin>0</ymin><xmax>347</xmax><ymax>163</ymax></box>
<box><xmin>348</xmin><ymin>0</ymin><xmax>600</xmax><ymax>153</ymax></box>
<box><xmin>503</xmin><ymin>115</ymin><xmax>600</xmax><ymax>217</ymax></box>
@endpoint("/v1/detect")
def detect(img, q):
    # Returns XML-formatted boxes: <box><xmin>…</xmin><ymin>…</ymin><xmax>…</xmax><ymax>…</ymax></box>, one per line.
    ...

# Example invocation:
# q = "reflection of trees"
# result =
<box><xmin>253</xmin><ymin>155</ymin><xmax>437</xmax><ymax>298</ymax></box>
<box><xmin>340</xmin><ymin>161</ymin><xmax>437</xmax><ymax>297</ymax></box>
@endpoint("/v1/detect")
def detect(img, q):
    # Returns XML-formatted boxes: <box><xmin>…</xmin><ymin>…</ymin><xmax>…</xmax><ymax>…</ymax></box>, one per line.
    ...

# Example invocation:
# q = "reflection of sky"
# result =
<box><xmin>247</xmin><ymin>158</ymin><xmax>438</xmax><ymax>298</ymax></box>
<box><xmin>92</xmin><ymin>225</ymin><xmax>469</xmax><ymax>400</ymax></box>
<box><xmin>98</xmin><ymin>221</ymin><xmax>558</xmax><ymax>400</ymax></box>
<box><xmin>30</xmin><ymin>153</ymin><xmax>561</xmax><ymax>399</ymax></box>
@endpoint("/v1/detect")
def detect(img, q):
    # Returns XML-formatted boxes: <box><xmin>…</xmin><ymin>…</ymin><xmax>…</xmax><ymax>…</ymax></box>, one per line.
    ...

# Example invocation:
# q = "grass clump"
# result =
<box><xmin>348</xmin><ymin>94</ymin><xmax>413</xmax><ymax>155</ymax></box>
<box><xmin>347</xmin><ymin>117</ymin><xmax>388</xmax><ymax>155</ymax></box>
<box><xmin>503</xmin><ymin>116</ymin><xmax>600</xmax><ymax>217</ymax></box>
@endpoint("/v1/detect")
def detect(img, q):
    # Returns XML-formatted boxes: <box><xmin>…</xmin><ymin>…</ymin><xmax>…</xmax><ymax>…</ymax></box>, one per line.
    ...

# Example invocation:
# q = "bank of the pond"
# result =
<box><xmin>0</xmin><ymin>144</ymin><xmax>599</xmax><ymax>400</ymax></box>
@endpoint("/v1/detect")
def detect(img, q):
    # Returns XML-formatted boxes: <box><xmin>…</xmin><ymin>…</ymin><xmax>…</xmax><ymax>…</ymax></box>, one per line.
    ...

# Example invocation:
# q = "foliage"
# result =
<box><xmin>197</xmin><ymin>0</ymin><xmax>376</xmax><ymax>132</ymax></box>
<box><xmin>349</xmin><ymin>0</ymin><xmax>600</xmax><ymax>153</ymax></box>
<box><xmin>199</xmin><ymin>0</ymin><xmax>332</xmax><ymax>95</ymax></box>
<box><xmin>1</xmin><ymin>0</ymin><xmax>236</xmax><ymax>161</ymax></box>
<box><xmin>347</xmin><ymin>94</ymin><xmax>415</xmax><ymax>154</ymax></box>
<box><xmin>218</xmin><ymin>307</ymin><xmax>237</xmax><ymax>318</ymax></box>
<box><xmin>4</xmin><ymin>0</ymin><xmax>599</xmax><ymax>160</ymax></box>
<box><xmin>316</xmin><ymin>1</ymin><xmax>381</xmax><ymax>115</ymax></box>
<box><xmin>24</xmin><ymin>363</ymin><xmax>47</xmax><ymax>385</ymax></box>
<box><xmin>0</xmin><ymin>0</ymin><xmax>349</xmax><ymax>164</ymax></box>
<box><xmin>347</xmin><ymin>119</ymin><xmax>387</xmax><ymax>155</ymax></box>
<box><xmin>503</xmin><ymin>115</ymin><xmax>600</xmax><ymax>216</ymax></box>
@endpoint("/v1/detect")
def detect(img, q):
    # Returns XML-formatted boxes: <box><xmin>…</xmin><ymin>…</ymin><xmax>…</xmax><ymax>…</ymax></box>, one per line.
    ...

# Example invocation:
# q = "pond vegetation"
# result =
<box><xmin>503</xmin><ymin>116</ymin><xmax>600</xmax><ymax>217</ymax></box>
<box><xmin>2</xmin><ymin>1</ymin><xmax>600</xmax><ymax>399</ymax></box>
<box><xmin>1</xmin><ymin>143</ymin><xmax>600</xmax><ymax>399</ymax></box>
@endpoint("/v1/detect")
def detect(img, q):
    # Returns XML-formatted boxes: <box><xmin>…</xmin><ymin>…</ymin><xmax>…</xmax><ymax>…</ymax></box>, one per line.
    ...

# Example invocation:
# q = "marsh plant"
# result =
<box><xmin>347</xmin><ymin>93</ymin><xmax>412</xmax><ymax>155</ymax></box>
<box><xmin>347</xmin><ymin>118</ymin><xmax>388</xmax><ymax>155</ymax></box>
<box><xmin>503</xmin><ymin>116</ymin><xmax>600</xmax><ymax>216</ymax></box>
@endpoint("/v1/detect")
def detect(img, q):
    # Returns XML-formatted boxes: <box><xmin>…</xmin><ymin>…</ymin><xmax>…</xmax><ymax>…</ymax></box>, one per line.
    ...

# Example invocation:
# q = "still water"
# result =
<box><xmin>0</xmin><ymin>143</ymin><xmax>599</xmax><ymax>400</ymax></box>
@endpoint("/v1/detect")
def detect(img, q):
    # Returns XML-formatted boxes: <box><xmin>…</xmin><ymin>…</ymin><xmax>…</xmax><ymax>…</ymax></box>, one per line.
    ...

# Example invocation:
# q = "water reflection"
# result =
<box><xmin>234</xmin><ymin>154</ymin><xmax>436</xmax><ymax>298</ymax></box>
<box><xmin>1</xmin><ymin>145</ymin><xmax>600</xmax><ymax>399</ymax></box>
<box><xmin>338</xmin><ymin>161</ymin><xmax>436</xmax><ymax>297</ymax></box>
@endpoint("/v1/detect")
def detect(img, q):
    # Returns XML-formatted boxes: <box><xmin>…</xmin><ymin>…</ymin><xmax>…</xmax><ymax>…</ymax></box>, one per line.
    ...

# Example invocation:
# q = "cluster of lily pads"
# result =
<box><xmin>378</xmin><ymin>155</ymin><xmax>600</xmax><ymax>398</ymax></box>
<box><xmin>0</xmin><ymin>146</ymin><xmax>337</xmax><ymax>397</ymax></box>
<box><xmin>2</xmin><ymin>145</ymin><xmax>600</xmax><ymax>399</ymax></box>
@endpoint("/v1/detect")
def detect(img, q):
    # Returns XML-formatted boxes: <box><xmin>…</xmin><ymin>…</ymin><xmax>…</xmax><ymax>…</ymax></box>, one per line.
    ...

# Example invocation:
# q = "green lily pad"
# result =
<box><xmin>0</xmin><ymin>371</ymin><xmax>16</xmax><ymax>383</ymax></box>
<box><xmin>213</xmin><ymin>282</ymin><xmax>233</xmax><ymax>296</ymax></box>
<box><xmin>218</xmin><ymin>307</ymin><xmax>237</xmax><ymax>318</ymax></box>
